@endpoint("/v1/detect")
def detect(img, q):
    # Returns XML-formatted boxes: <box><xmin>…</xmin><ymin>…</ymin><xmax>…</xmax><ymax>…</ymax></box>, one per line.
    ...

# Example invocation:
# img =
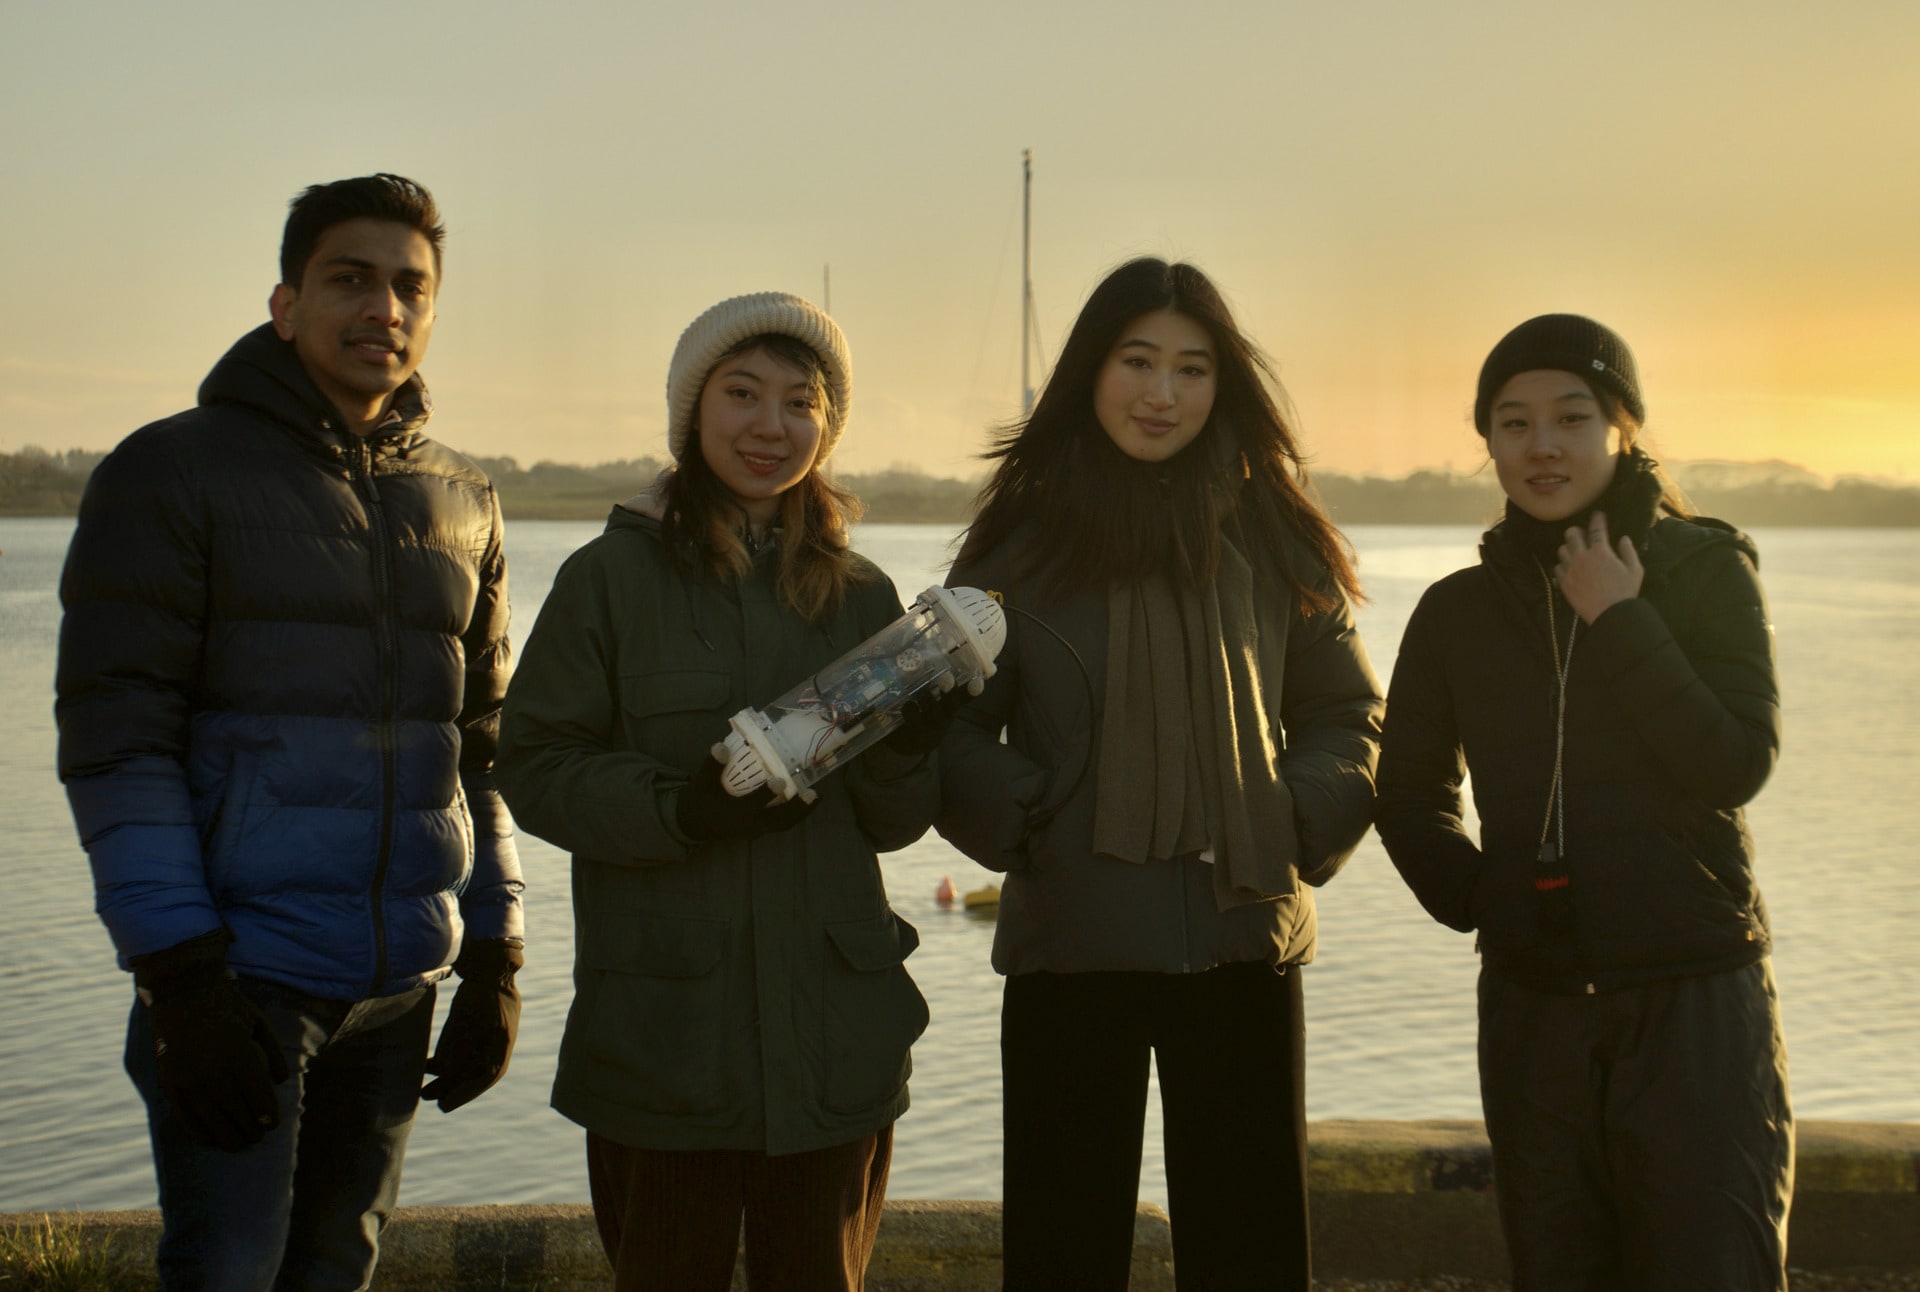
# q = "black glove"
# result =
<box><xmin>131</xmin><ymin>931</ymin><xmax>290</xmax><ymax>1152</ymax></box>
<box><xmin>675</xmin><ymin>754</ymin><xmax>816</xmax><ymax>842</ymax></box>
<box><xmin>884</xmin><ymin>682</ymin><xmax>972</xmax><ymax>758</ymax></box>
<box><xmin>421</xmin><ymin>938</ymin><xmax>524</xmax><ymax>1113</ymax></box>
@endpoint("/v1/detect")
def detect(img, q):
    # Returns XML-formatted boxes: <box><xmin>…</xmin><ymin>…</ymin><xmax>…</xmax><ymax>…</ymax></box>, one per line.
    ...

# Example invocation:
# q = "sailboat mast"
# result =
<box><xmin>1021</xmin><ymin>148</ymin><xmax>1034</xmax><ymax>415</ymax></box>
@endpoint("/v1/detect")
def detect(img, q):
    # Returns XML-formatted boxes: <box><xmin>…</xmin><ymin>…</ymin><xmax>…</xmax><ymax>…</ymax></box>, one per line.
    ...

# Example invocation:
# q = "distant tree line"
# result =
<box><xmin>467</xmin><ymin>456</ymin><xmax>666</xmax><ymax>519</ymax></box>
<box><xmin>6</xmin><ymin>447</ymin><xmax>1918</xmax><ymax>528</ymax></box>
<box><xmin>461</xmin><ymin>457</ymin><xmax>985</xmax><ymax>523</ymax></box>
<box><xmin>1310</xmin><ymin>461</ymin><xmax>1920</xmax><ymax>528</ymax></box>
<box><xmin>0</xmin><ymin>447</ymin><xmax>109</xmax><ymax>515</ymax></box>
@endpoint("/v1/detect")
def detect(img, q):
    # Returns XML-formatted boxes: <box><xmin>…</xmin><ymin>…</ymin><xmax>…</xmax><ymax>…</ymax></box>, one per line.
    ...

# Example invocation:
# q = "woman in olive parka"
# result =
<box><xmin>496</xmin><ymin>293</ymin><xmax>950</xmax><ymax>1292</ymax></box>
<box><xmin>1375</xmin><ymin>314</ymin><xmax>1792</xmax><ymax>1289</ymax></box>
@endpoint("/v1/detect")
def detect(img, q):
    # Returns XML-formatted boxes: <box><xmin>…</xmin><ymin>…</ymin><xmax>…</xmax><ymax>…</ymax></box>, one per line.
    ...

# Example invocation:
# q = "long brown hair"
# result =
<box><xmin>959</xmin><ymin>257</ymin><xmax>1360</xmax><ymax>614</ymax></box>
<box><xmin>661</xmin><ymin>334</ymin><xmax>870</xmax><ymax>622</ymax></box>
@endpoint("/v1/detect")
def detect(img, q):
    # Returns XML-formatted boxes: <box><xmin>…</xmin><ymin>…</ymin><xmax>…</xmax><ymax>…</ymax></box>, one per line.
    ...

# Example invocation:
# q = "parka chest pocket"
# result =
<box><xmin>821</xmin><ymin>911</ymin><xmax>929</xmax><ymax>1114</ymax></box>
<box><xmin>619</xmin><ymin>669</ymin><xmax>733</xmax><ymax>765</ymax></box>
<box><xmin>581</xmin><ymin>912</ymin><xmax>731</xmax><ymax>1116</ymax></box>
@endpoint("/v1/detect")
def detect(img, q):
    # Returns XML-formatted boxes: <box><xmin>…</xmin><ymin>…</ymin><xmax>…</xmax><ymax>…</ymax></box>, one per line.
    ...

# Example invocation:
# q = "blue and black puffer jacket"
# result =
<box><xmin>57</xmin><ymin>324</ymin><xmax>523</xmax><ymax>999</ymax></box>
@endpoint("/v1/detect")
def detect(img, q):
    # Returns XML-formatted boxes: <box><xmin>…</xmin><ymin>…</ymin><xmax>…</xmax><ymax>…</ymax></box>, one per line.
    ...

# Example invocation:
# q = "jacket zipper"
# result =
<box><xmin>351</xmin><ymin>436</ymin><xmax>400</xmax><ymax>994</ymax></box>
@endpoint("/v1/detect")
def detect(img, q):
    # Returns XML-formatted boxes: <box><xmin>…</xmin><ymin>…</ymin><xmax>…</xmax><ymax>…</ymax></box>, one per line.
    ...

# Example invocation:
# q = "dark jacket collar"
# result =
<box><xmin>196</xmin><ymin>323</ymin><xmax>432</xmax><ymax>454</ymax></box>
<box><xmin>1479</xmin><ymin>452</ymin><xmax>1756</xmax><ymax>594</ymax></box>
<box><xmin>1482</xmin><ymin>447</ymin><xmax>1667</xmax><ymax>574</ymax></box>
<box><xmin>1475</xmin><ymin>451</ymin><xmax>1758</xmax><ymax>643</ymax></box>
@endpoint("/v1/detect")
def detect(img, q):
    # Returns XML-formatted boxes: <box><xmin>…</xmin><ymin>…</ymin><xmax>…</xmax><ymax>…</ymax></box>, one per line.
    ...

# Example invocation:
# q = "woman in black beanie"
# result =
<box><xmin>1375</xmin><ymin>314</ymin><xmax>1793</xmax><ymax>1288</ymax></box>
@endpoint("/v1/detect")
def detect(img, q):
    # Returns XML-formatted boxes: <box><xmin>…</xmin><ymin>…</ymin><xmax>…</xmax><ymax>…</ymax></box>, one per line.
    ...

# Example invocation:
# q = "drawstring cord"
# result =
<box><xmin>1537</xmin><ymin>567</ymin><xmax>1577</xmax><ymax>869</ymax></box>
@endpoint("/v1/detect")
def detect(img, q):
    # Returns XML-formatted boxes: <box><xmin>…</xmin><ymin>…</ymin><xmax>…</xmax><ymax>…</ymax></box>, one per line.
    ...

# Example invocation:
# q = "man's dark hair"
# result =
<box><xmin>279</xmin><ymin>173</ymin><xmax>445</xmax><ymax>287</ymax></box>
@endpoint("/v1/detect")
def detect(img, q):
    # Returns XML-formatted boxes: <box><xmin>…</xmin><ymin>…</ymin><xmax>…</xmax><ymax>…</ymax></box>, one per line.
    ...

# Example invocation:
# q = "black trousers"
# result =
<box><xmin>1000</xmin><ymin>962</ymin><xmax>1310</xmax><ymax>1292</ymax></box>
<box><xmin>1478</xmin><ymin>960</ymin><xmax>1794</xmax><ymax>1291</ymax></box>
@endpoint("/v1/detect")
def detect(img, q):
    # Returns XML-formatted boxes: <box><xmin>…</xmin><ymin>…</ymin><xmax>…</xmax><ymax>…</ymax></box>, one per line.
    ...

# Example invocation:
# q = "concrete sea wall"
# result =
<box><xmin>6</xmin><ymin>1120</ymin><xmax>1915</xmax><ymax>1289</ymax></box>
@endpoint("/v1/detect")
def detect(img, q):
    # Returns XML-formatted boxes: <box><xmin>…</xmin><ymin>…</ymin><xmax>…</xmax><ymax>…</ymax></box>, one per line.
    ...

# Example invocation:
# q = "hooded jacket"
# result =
<box><xmin>1375</xmin><ymin>509</ymin><xmax>1780</xmax><ymax>993</ymax></box>
<box><xmin>494</xmin><ymin>502</ymin><xmax>934</xmax><ymax>1156</ymax></box>
<box><xmin>57</xmin><ymin>324</ymin><xmax>522</xmax><ymax>999</ymax></box>
<box><xmin>934</xmin><ymin>531</ymin><xmax>1384</xmax><ymax>976</ymax></box>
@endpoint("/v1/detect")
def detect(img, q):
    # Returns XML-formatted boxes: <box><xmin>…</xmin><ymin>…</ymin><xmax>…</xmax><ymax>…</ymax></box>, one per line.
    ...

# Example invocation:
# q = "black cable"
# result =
<box><xmin>997</xmin><ymin>602</ymin><xmax>1096</xmax><ymax>834</ymax></box>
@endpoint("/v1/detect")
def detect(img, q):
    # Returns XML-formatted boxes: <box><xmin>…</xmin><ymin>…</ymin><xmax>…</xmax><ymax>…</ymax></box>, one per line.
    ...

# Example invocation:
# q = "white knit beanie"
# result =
<box><xmin>665</xmin><ymin>292</ymin><xmax>852</xmax><ymax>464</ymax></box>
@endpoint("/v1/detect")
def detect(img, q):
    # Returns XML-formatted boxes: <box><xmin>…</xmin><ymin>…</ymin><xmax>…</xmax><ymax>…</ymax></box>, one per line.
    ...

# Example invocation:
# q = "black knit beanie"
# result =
<box><xmin>1473</xmin><ymin>314</ymin><xmax>1644</xmax><ymax>435</ymax></box>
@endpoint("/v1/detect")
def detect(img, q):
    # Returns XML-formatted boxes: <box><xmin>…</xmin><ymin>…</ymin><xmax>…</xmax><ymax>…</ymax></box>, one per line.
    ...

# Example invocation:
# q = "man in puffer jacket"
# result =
<box><xmin>55</xmin><ymin>174</ymin><xmax>524</xmax><ymax>1292</ymax></box>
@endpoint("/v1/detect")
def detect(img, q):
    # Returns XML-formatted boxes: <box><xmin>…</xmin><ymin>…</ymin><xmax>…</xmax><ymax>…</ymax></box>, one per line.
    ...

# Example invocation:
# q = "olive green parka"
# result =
<box><xmin>496</xmin><ymin>504</ymin><xmax>933</xmax><ymax>1155</ymax></box>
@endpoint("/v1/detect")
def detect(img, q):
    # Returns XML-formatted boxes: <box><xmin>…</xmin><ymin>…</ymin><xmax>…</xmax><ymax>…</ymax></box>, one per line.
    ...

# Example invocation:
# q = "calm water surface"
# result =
<box><xmin>1</xmin><ymin>516</ymin><xmax>1914</xmax><ymax>1210</ymax></box>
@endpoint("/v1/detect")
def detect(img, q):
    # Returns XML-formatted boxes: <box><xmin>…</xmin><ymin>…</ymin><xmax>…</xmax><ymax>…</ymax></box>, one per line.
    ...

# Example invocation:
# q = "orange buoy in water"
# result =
<box><xmin>934</xmin><ymin>875</ymin><xmax>957</xmax><ymax>907</ymax></box>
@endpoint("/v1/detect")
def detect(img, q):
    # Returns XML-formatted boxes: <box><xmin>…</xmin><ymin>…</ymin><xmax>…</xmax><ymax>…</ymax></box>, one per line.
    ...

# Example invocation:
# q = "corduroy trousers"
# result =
<box><xmin>584</xmin><ymin>1125</ymin><xmax>893</xmax><ymax>1292</ymax></box>
<box><xmin>1000</xmin><ymin>961</ymin><xmax>1310</xmax><ymax>1292</ymax></box>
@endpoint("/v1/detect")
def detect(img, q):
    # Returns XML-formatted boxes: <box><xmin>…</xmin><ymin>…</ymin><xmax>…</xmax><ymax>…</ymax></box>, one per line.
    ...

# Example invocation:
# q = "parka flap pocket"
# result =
<box><xmin>820</xmin><ymin>910</ymin><xmax>928</xmax><ymax>1114</ymax></box>
<box><xmin>578</xmin><ymin>911</ymin><xmax>731</xmax><ymax>1116</ymax></box>
<box><xmin>826</xmin><ymin>911</ymin><xmax>920</xmax><ymax>971</ymax></box>
<box><xmin>620</xmin><ymin>670</ymin><xmax>731</xmax><ymax>720</ymax></box>
<box><xmin>589</xmin><ymin>911</ymin><xmax>729</xmax><ymax>978</ymax></box>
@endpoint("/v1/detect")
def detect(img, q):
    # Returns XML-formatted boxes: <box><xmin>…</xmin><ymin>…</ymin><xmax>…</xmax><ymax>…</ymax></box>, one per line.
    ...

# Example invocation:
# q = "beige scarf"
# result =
<box><xmin>1092</xmin><ymin>537</ymin><xmax>1299</xmax><ymax>911</ymax></box>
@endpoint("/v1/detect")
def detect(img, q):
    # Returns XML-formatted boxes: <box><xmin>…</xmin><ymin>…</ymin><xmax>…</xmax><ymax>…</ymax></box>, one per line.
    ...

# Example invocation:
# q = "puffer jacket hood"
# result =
<box><xmin>197</xmin><ymin>323</ymin><xmax>432</xmax><ymax>450</ymax></box>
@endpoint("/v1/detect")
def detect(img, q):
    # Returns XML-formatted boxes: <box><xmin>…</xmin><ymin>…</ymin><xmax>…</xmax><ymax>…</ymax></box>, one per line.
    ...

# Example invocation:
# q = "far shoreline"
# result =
<box><xmin>9</xmin><ymin>507</ymin><xmax>1920</xmax><ymax>529</ymax></box>
<box><xmin>6</xmin><ymin>450</ymin><xmax>1920</xmax><ymax>528</ymax></box>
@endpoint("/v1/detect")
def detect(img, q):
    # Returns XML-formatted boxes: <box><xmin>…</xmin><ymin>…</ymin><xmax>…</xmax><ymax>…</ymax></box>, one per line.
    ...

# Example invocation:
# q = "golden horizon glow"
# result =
<box><xmin>2</xmin><ymin>1</ymin><xmax>1915</xmax><ymax>482</ymax></box>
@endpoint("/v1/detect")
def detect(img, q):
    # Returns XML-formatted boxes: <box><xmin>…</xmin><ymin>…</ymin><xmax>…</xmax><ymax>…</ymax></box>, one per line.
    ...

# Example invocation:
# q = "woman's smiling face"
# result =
<box><xmin>1487</xmin><ymin>369</ymin><xmax>1625</xmax><ymax>523</ymax></box>
<box><xmin>697</xmin><ymin>345</ymin><xmax>823</xmax><ymax>526</ymax></box>
<box><xmin>1093</xmin><ymin>309</ymin><xmax>1218</xmax><ymax>464</ymax></box>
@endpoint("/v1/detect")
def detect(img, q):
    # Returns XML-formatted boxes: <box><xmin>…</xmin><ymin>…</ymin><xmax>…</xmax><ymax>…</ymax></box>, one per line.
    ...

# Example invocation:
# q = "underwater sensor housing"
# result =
<box><xmin>715</xmin><ymin>586</ymin><xmax>1006</xmax><ymax>802</ymax></box>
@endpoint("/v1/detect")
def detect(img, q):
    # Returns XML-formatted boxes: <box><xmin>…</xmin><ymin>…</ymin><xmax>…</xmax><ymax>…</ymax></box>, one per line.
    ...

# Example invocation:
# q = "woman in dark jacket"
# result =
<box><xmin>1375</xmin><ymin>314</ymin><xmax>1792</xmax><ymax>1289</ymax></box>
<box><xmin>936</xmin><ymin>258</ymin><xmax>1384</xmax><ymax>1291</ymax></box>
<box><xmin>496</xmin><ymin>293</ymin><xmax>950</xmax><ymax>1292</ymax></box>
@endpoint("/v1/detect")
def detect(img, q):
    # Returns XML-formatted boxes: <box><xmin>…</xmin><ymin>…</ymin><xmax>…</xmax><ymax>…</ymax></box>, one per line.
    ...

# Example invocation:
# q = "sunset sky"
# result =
<box><xmin>3</xmin><ymin>0</ymin><xmax>1916</xmax><ymax>480</ymax></box>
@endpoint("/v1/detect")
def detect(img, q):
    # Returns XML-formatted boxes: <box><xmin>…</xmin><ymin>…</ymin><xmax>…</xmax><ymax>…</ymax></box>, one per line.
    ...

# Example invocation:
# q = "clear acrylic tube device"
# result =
<box><xmin>714</xmin><ymin>585</ymin><xmax>1006</xmax><ymax>802</ymax></box>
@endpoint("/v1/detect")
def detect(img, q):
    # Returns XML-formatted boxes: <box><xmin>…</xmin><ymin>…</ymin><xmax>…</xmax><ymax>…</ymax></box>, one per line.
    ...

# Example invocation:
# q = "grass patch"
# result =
<box><xmin>0</xmin><ymin>1214</ymin><xmax>146</xmax><ymax>1291</ymax></box>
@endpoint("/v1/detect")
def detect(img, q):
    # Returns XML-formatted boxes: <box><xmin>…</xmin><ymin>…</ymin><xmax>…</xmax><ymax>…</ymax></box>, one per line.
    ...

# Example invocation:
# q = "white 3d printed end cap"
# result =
<box><xmin>718</xmin><ymin>728</ymin><xmax>770</xmax><ymax>798</ymax></box>
<box><xmin>922</xmin><ymin>585</ymin><xmax>1007</xmax><ymax>681</ymax></box>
